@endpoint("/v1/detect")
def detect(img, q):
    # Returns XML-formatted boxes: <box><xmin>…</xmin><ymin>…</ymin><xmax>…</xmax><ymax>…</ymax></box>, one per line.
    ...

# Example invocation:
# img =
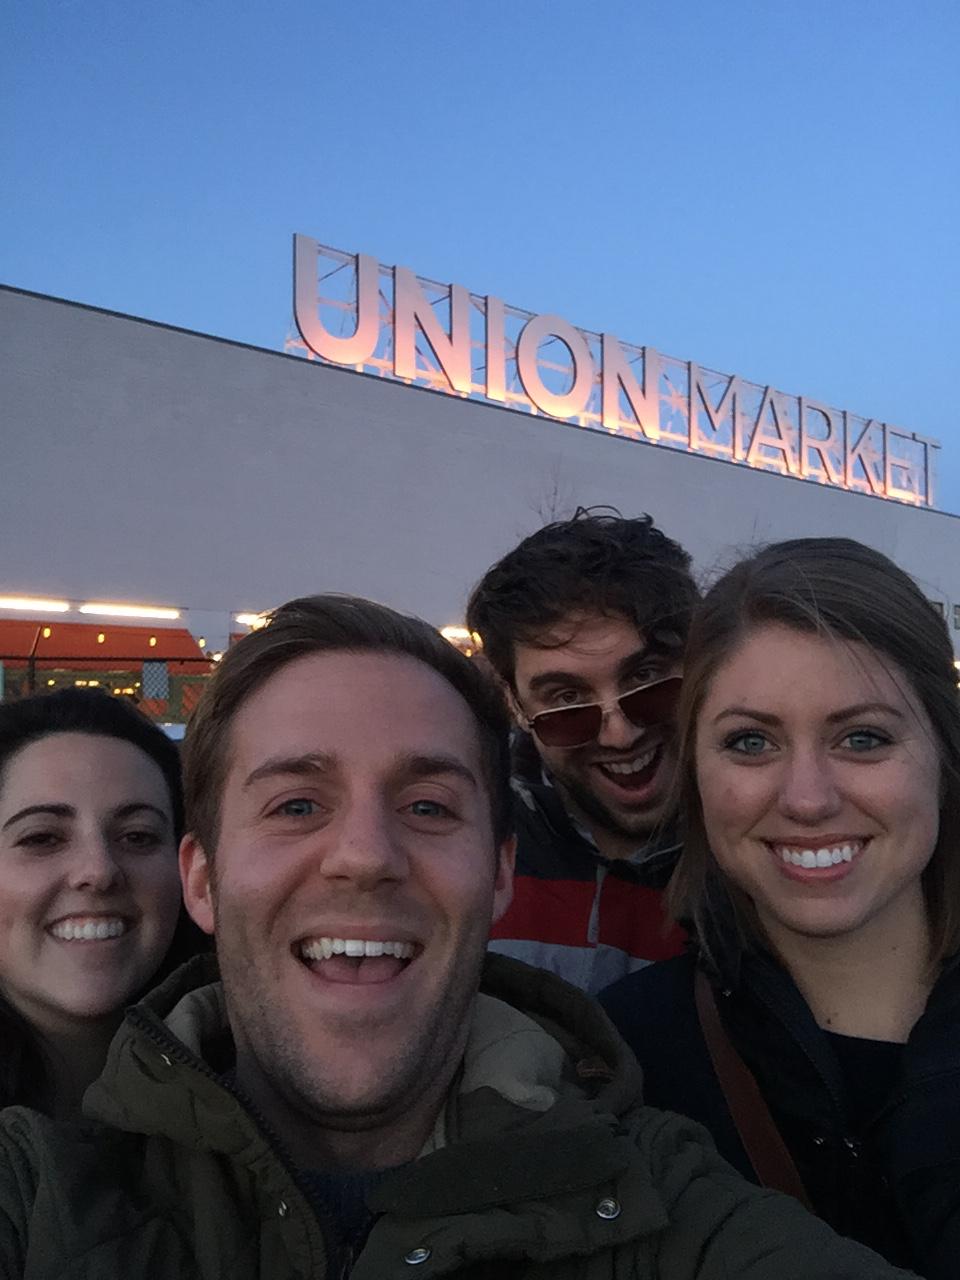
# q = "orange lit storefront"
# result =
<box><xmin>0</xmin><ymin>620</ymin><xmax>212</xmax><ymax>726</ymax></box>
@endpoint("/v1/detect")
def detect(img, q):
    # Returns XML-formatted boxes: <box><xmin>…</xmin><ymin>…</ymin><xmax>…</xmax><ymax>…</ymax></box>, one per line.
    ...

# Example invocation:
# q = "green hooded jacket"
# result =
<box><xmin>0</xmin><ymin>953</ymin><xmax>915</xmax><ymax>1279</ymax></box>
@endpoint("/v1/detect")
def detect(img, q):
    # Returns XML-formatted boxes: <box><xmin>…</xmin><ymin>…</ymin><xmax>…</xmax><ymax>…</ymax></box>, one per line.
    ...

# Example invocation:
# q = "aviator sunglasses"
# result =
<box><xmin>524</xmin><ymin>675</ymin><xmax>683</xmax><ymax>749</ymax></box>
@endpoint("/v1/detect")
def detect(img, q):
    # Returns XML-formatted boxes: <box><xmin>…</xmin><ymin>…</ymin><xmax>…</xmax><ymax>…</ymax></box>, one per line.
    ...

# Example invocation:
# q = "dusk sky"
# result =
<box><xmin>4</xmin><ymin>1</ymin><xmax>959</xmax><ymax>508</ymax></box>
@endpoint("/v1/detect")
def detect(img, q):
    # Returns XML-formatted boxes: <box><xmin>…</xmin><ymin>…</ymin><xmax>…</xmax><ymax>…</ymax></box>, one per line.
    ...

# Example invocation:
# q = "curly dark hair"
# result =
<box><xmin>466</xmin><ymin>507</ymin><xmax>699</xmax><ymax>685</ymax></box>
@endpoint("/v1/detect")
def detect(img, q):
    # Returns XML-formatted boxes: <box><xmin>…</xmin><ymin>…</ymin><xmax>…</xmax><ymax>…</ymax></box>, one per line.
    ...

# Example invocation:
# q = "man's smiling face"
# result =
<box><xmin>512</xmin><ymin>613</ymin><xmax>682</xmax><ymax>856</ymax></box>
<box><xmin>181</xmin><ymin>649</ymin><xmax>513</xmax><ymax>1145</ymax></box>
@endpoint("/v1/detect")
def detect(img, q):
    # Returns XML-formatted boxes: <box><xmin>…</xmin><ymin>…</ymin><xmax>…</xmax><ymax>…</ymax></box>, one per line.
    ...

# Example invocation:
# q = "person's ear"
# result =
<box><xmin>180</xmin><ymin>833</ymin><xmax>215</xmax><ymax>936</ymax></box>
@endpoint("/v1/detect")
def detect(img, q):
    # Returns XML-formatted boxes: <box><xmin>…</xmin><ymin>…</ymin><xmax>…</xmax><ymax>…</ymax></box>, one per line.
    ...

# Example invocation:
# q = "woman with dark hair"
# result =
<box><xmin>601</xmin><ymin>537</ymin><xmax>960</xmax><ymax>1278</ymax></box>
<box><xmin>0</xmin><ymin>687</ymin><xmax>201</xmax><ymax>1115</ymax></box>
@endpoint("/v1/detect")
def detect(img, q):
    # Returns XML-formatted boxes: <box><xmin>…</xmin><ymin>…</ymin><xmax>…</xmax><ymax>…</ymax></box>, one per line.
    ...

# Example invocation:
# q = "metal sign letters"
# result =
<box><xmin>289</xmin><ymin>235</ymin><xmax>939</xmax><ymax>507</ymax></box>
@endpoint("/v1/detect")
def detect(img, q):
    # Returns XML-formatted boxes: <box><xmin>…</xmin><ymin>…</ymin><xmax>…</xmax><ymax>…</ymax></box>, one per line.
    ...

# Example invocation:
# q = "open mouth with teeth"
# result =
<box><xmin>769</xmin><ymin>839</ymin><xmax>867</xmax><ymax>879</ymax></box>
<box><xmin>593</xmin><ymin>743</ymin><xmax>663</xmax><ymax>793</ymax></box>
<box><xmin>296</xmin><ymin>937</ymin><xmax>419</xmax><ymax>985</ymax></box>
<box><xmin>48</xmin><ymin>916</ymin><xmax>131</xmax><ymax>942</ymax></box>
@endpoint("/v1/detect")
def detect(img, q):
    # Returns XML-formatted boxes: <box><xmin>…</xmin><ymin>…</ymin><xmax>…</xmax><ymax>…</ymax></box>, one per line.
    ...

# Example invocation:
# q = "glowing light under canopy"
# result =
<box><xmin>79</xmin><ymin>603</ymin><xmax>180</xmax><ymax>620</ymax></box>
<box><xmin>0</xmin><ymin>596</ymin><xmax>70</xmax><ymax>613</ymax></box>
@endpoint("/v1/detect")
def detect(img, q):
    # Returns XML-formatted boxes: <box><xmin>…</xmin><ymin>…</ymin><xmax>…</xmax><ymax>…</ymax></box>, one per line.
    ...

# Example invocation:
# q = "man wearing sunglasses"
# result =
<box><xmin>466</xmin><ymin>508</ymin><xmax>698</xmax><ymax>993</ymax></box>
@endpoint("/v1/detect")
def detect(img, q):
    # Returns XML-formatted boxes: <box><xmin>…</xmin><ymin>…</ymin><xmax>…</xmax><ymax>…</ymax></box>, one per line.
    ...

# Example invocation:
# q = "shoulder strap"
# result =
<box><xmin>694</xmin><ymin>968</ymin><xmax>813</xmax><ymax>1210</ymax></box>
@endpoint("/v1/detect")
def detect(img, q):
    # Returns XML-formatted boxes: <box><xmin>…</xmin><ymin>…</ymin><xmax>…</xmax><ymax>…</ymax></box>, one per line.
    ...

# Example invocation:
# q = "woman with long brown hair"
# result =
<box><xmin>601</xmin><ymin>537</ymin><xmax>960</xmax><ymax>1278</ymax></box>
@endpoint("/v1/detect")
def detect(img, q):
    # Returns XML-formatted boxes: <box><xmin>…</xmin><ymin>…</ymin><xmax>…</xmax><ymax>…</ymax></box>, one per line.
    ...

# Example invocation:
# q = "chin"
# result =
<box><xmin>298</xmin><ymin>1069</ymin><xmax>415</xmax><ymax>1124</ymax></box>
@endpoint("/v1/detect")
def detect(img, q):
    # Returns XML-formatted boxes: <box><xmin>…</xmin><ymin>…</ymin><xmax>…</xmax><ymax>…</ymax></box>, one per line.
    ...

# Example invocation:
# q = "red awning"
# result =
<box><xmin>0</xmin><ymin>621</ymin><xmax>210</xmax><ymax>673</ymax></box>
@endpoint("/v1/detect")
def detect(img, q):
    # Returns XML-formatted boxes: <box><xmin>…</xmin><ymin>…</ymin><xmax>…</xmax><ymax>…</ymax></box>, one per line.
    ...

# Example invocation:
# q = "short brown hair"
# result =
<box><xmin>669</xmin><ymin>537</ymin><xmax>960</xmax><ymax>970</ymax></box>
<box><xmin>183</xmin><ymin>595</ymin><xmax>513</xmax><ymax>853</ymax></box>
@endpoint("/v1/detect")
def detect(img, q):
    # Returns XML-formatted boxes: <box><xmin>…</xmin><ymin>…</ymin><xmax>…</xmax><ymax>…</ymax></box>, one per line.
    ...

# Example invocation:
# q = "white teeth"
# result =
<box><xmin>775</xmin><ymin>841</ymin><xmax>863</xmax><ymax>869</ymax></box>
<box><xmin>50</xmin><ymin>917</ymin><xmax>127</xmax><ymax>941</ymax></box>
<box><xmin>603</xmin><ymin>747</ymin><xmax>657</xmax><ymax>776</ymax></box>
<box><xmin>300</xmin><ymin>937</ymin><xmax>416</xmax><ymax>962</ymax></box>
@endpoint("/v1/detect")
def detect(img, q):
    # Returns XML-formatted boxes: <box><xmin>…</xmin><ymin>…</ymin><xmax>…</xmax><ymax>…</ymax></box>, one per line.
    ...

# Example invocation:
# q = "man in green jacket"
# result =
<box><xmin>0</xmin><ymin>595</ymin><xmax>914</xmax><ymax>1277</ymax></box>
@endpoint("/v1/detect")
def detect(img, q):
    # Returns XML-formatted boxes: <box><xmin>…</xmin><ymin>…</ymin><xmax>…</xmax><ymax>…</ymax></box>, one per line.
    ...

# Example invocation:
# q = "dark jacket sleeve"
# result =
<box><xmin>641</xmin><ymin>1108</ymin><xmax>917</xmax><ymax>1279</ymax></box>
<box><xmin>872</xmin><ymin>1070</ymin><xmax>960</xmax><ymax>1280</ymax></box>
<box><xmin>0</xmin><ymin>1116</ymin><xmax>34</xmax><ymax>1279</ymax></box>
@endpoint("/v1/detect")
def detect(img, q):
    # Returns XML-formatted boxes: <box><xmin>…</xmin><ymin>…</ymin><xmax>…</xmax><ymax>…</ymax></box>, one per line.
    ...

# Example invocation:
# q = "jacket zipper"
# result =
<box><xmin>126</xmin><ymin>1005</ymin><xmax>343</xmax><ymax>1277</ymax></box>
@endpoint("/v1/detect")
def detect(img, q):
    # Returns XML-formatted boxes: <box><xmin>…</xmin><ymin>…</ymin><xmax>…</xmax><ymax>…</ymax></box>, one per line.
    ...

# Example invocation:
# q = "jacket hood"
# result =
<box><xmin>84</xmin><ymin>951</ymin><xmax>668</xmax><ymax>1266</ymax></box>
<box><xmin>87</xmin><ymin>950</ymin><xmax>644</xmax><ymax>1142</ymax></box>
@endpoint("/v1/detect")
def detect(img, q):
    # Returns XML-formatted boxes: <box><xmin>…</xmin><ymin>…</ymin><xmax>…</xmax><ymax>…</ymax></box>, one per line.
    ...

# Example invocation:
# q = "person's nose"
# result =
<box><xmin>776</xmin><ymin>747</ymin><xmax>843</xmax><ymax>827</ymax></box>
<box><xmin>318</xmin><ymin>800</ymin><xmax>409</xmax><ymax>888</ymax></box>
<box><xmin>595</xmin><ymin>698</ymin><xmax>639</xmax><ymax>750</ymax></box>
<box><xmin>67</xmin><ymin>832</ymin><xmax>125</xmax><ymax>893</ymax></box>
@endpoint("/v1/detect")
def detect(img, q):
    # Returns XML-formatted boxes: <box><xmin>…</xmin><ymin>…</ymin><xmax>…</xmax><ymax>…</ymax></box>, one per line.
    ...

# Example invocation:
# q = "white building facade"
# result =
<box><xmin>3</xmin><ymin>278</ymin><xmax>959</xmax><ymax>655</ymax></box>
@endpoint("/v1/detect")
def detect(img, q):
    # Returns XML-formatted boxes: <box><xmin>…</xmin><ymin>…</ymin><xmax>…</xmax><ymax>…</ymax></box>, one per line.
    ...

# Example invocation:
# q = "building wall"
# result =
<box><xmin>3</xmin><ymin>285</ymin><xmax>960</xmax><ymax>644</ymax></box>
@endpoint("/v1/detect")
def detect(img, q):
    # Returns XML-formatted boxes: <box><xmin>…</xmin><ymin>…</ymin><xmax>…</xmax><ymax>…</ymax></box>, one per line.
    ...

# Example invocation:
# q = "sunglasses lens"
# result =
<box><xmin>531</xmin><ymin>704</ymin><xmax>602</xmax><ymax>748</ymax></box>
<box><xmin>619</xmin><ymin>677</ymin><xmax>682</xmax><ymax>728</ymax></box>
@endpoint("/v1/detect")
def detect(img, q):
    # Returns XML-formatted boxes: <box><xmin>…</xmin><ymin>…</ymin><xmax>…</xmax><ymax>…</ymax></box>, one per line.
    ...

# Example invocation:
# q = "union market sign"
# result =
<box><xmin>290</xmin><ymin>235</ymin><xmax>938</xmax><ymax>508</ymax></box>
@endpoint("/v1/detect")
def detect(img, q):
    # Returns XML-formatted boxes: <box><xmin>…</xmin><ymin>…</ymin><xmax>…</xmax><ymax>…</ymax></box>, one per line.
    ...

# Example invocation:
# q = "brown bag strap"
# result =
<box><xmin>694</xmin><ymin>969</ymin><xmax>814</xmax><ymax>1210</ymax></box>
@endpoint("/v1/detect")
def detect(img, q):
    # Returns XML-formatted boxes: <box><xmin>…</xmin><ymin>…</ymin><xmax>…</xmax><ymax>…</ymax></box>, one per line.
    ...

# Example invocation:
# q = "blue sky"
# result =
<box><xmin>4</xmin><ymin>1</ymin><xmax>959</xmax><ymax>508</ymax></box>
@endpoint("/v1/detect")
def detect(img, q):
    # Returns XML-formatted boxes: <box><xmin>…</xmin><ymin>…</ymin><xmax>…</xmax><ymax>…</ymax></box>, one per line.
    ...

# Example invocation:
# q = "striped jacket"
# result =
<box><xmin>489</xmin><ymin>776</ymin><xmax>686</xmax><ymax>993</ymax></box>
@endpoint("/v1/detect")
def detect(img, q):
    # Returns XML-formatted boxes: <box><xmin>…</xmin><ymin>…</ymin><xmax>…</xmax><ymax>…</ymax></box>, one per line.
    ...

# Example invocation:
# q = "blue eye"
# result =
<box><xmin>276</xmin><ymin>798</ymin><xmax>318</xmax><ymax>817</ymax></box>
<box><xmin>842</xmin><ymin>729</ymin><xmax>890</xmax><ymax>751</ymax></box>
<box><xmin>408</xmin><ymin>799</ymin><xmax>452</xmax><ymax>819</ymax></box>
<box><xmin>724</xmin><ymin>731</ymin><xmax>771</xmax><ymax>756</ymax></box>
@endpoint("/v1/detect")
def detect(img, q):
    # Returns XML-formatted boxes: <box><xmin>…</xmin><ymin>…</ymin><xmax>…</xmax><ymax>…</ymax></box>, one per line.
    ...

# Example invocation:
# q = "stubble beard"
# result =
<box><xmin>550</xmin><ymin>747</ymin><xmax>674</xmax><ymax>851</ymax></box>
<box><xmin>216</xmin><ymin>907</ymin><xmax>491</xmax><ymax>1146</ymax></box>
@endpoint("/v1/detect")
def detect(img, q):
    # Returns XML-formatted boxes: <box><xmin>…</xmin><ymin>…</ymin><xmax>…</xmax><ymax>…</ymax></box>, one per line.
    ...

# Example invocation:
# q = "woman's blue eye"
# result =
<box><xmin>725</xmin><ymin>731</ymin><xmax>770</xmax><ymax>755</ymax></box>
<box><xmin>843</xmin><ymin>729</ymin><xmax>889</xmax><ymax>751</ymax></box>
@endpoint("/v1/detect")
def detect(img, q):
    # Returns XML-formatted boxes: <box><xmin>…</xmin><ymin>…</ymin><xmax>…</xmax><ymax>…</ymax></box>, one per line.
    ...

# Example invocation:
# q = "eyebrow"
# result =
<box><xmin>243</xmin><ymin>750</ymin><xmax>479</xmax><ymax>793</ymax></box>
<box><xmin>2</xmin><ymin>801</ymin><xmax>171</xmax><ymax>832</ymax></box>
<box><xmin>711</xmin><ymin>701</ymin><xmax>907</xmax><ymax>727</ymax></box>
<box><xmin>393</xmin><ymin>752</ymin><xmax>478</xmax><ymax>790</ymax></box>
<box><xmin>619</xmin><ymin>648</ymin><xmax>666</xmax><ymax>681</ymax></box>
<box><xmin>111</xmin><ymin>802</ymin><xmax>171</xmax><ymax>825</ymax></box>
<box><xmin>527</xmin><ymin>669</ymin><xmax>591</xmax><ymax>695</ymax></box>
<box><xmin>2</xmin><ymin>803</ymin><xmax>73</xmax><ymax>831</ymax></box>
<box><xmin>527</xmin><ymin>646</ymin><xmax>660</xmax><ymax>696</ymax></box>
<box><xmin>243</xmin><ymin>752</ymin><xmax>337</xmax><ymax>790</ymax></box>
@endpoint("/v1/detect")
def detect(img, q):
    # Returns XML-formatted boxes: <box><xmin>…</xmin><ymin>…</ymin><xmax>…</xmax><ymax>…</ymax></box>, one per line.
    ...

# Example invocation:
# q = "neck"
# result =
<box><xmin>36</xmin><ymin>1016</ymin><xmax>120</xmax><ymax>1118</ymax></box>
<box><xmin>761</xmin><ymin>887</ymin><xmax>933</xmax><ymax>1043</ymax></box>
<box><xmin>588</xmin><ymin>823</ymin><xmax>647</xmax><ymax>862</ymax></box>
<box><xmin>560</xmin><ymin>788</ymin><xmax>661</xmax><ymax>861</ymax></box>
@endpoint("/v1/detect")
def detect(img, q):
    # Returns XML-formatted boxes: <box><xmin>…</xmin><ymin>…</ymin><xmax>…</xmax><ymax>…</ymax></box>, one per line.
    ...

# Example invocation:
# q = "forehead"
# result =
<box><xmin>0</xmin><ymin>733</ymin><xmax>168</xmax><ymax>808</ymax></box>
<box><xmin>513</xmin><ymin>613</ymin><xmax>647</xmax><ymax>686</ymax></box>
<box><xmin>226</xmin><ymin>650</ymin><xmax>484</xmax><ymax>779</ymax></box>
<box><xmin>703</xmin><ymin>623</ymin><xmax>924</xmax><ymax>718</ymax></box>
